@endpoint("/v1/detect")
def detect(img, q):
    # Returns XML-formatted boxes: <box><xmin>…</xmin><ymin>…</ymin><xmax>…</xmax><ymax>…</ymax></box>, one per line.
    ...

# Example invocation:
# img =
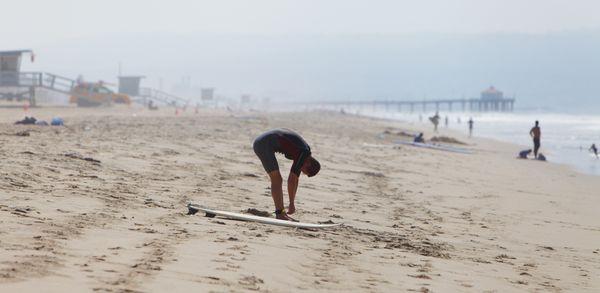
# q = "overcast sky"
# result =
<box><xmin>3</xmin><ymin>0</ymin><xmax>600</xmax><ymax>46</ymax></box>
<box><xmin>3</xmin><ymin>1</ymin><xmax>600</xmax><ymax>111</ymax></box>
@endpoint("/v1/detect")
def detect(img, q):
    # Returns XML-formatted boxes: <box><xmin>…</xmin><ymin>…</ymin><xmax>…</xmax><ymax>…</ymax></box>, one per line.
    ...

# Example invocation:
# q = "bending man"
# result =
<box><xmin>253</xmin><ymin>129</ymin><xmax>321</xmax><ymax>221</ymax></box>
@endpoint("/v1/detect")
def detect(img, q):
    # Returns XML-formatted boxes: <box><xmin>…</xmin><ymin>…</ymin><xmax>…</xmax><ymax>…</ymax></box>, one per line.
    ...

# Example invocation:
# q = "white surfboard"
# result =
<box><xmin>187</xmin><ymin>203</ymin><xmax>342</xmax><ymax>229</ymax></box>
<box><xmin>362</xmin><ymin>143</ymin><xmax>396</xmax><ymax>148</ymax></box>
<box><xmin>395</xmin><ymin>140</ymin><xmax>473</xmax><ymax>154</ymax></box>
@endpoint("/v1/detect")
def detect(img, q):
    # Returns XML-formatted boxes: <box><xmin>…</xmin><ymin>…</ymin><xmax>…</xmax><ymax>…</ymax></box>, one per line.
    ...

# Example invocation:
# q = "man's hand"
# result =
<box><xmin>287</xmin><ymin>203</ymin><xmax>296</xmax><ymax>215</ymax></box>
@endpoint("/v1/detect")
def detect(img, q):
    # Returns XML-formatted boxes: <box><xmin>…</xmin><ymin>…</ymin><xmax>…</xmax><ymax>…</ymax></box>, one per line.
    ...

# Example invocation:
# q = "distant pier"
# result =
<box><xmin>304</xmin><ymin>86</ymin><xmax>515</xmax><ymax>113</ymax></box>
<box><xmin>310</xmin><ymin>97</ymin><xmax>515</xmax><ymax>113</ymax></box>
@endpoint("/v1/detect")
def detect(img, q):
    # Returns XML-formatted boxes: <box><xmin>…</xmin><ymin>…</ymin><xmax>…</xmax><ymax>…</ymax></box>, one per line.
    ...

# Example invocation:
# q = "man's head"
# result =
<box><xmin>535</xmin><ymin>120</ymin><xmax>539</xmax><ymax>126</ymax></box>
<box><xmin>301</xmin><ymin>156</ymin><xmax>321</xmax><ymax>177</ymax></box>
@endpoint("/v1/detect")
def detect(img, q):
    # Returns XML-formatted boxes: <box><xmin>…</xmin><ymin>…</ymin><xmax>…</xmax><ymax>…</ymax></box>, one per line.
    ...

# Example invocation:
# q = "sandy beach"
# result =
<box><xmin>1</xmin><ymin>106</ymin><xmax>599</xmax><ymax>292</ymax></box>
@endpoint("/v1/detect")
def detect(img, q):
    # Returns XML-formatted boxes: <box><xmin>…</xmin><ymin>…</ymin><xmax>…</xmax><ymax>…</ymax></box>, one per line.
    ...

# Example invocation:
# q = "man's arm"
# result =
<box><xmin>287</xmin><ymin>172</ymin><xmax>299</xmax><ymax>214</ymax></box>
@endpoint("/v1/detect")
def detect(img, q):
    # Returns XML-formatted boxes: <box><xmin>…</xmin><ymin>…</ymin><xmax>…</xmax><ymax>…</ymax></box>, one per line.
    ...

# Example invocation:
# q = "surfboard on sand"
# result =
<box><xmin>395</xmin><ymin>140</ymin><xmax>473</xmax><ymax>154</ymax></box>
<box><xmin>187</xmin><ymin>203</ymin><xmax>342</xmax><ymax>229</ymax></box>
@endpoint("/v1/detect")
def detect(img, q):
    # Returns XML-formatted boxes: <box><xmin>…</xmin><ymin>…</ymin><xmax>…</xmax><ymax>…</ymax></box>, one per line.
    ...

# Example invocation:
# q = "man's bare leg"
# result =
<box><xmin>268</xmin><ymin>170</ymin><xmax>284</xmax><ymax>211</ymax></box>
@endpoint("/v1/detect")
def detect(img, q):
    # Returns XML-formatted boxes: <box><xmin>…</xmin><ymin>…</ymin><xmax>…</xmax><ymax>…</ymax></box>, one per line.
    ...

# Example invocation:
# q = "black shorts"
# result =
<box><xmin>253</xmin><ymin>134</ymin><xmax>279</xmax><ymax>173</ymax></box>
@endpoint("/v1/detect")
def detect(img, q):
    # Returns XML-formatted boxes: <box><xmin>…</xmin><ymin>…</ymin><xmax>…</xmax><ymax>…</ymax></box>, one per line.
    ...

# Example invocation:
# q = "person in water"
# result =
<box><xmin>591</xmin><ymin>143</ymin><xmax>599</xmax><ymax>158</ymax></box>
<box><xmin>529</xmin><ymin>121</ymin><xmax>541</xmax><ymax>159</ymax></box>
<box><xmin>253</xmin><ymin>129</ymin><xmax>321</xmax><ymax>221</ymax></box>
<box><xmin>414</xmin><ymin>133</ymin><xmax>425</xmax><ymax>143</ymax></box>
<box><xmin>518</xmin><ymin>149</ymin><xmax>532</xmax><ymax>159</ymax></box>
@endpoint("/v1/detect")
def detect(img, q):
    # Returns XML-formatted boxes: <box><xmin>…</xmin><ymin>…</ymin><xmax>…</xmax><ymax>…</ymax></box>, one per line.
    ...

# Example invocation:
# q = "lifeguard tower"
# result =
<box><xmin>201</xmin><ymin>88</ymin><xmax>217</xmax><ymax>107</ymax></box>
<box><xmin>118</xmin><ymin>75</ymin><xmax>189</xmax><ymax>107</ymax></box>
<box><xmin>0</xmin><ymin>49</ymin><xmax>76</xmax><ymax>106</ymax></box>
<box><xmin>118</xmin><ymin>76</ymin><xmax>145</xmax><ymax>97</ymax></box>
<box><xmin>0</xmin><ymin>50</ymin><xmax>36</xmax><ymax>104</ymax></box>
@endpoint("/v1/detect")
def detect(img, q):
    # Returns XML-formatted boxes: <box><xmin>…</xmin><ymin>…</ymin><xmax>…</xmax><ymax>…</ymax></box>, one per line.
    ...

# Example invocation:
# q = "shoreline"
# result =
<box><xmin>330</xmin><ymin>109</ymin><xmax>600</xmax><ymax>177</ymax></box>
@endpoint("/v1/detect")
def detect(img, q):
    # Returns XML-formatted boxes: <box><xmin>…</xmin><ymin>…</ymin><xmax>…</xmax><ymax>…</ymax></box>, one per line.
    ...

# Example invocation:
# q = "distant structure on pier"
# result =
<box><xmin>478</xmin><ymin>86</ymin><xmax>514</xmax><ymax>112</ymax></box>
<box><xmin>481</xmin><ymin>86</ymin><xmax>503</xmax><ymax>100</ymax></box>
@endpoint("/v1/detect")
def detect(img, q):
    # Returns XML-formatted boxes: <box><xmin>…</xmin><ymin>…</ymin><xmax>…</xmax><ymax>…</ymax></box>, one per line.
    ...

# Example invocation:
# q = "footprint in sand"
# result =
<box><xmin>238</xmin><ymin>275</ymin><xmax>264</xmax><ymax>289</ymax></box>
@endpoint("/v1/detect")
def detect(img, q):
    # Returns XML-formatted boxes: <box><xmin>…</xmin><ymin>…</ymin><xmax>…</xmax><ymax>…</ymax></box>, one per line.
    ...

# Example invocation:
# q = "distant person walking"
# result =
<box><xmin>590</xmin><ymin>143</ymin><xmax>599</xmax><ymax>158</ymax></box>
<box><xmin>529</xmin><ymin>121</ymin><xmax>541</xmax><ymax>159</ymax></box>
<box><xmin>444</xmin><ymin>116</ymin><xmax>449</xmax><ymax>128</ymax></box>
<box><xmin>429</xmin><ymin>112</ymin><xmax>440</xmax><ymax>132</ymax></box>
<box><xmin>468</xmin><ymin>118</ymin><xmax>474</xmax><ymax>137</ymax></box>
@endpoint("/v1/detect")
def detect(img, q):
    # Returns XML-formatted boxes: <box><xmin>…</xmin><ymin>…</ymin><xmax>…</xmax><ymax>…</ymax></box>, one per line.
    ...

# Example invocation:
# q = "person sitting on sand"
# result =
<box><xmin>414</xmin><ymin>133</ymin><xmax>425</xmax><ymax>143</ymax></box>
<box><xmin>530</xmin><ymin>121</ymin><xmax>541</xmax><ymax>159</ymax></box>
<box><xmin>537</xmin><ymin>153</ymin><xmax>547</xmax><ymax>161</ymax></box>
<box><xmin>590</xmin><ymin>144</ymin><xmax>599</xmax><ymax>158</ymax></box>
<box><xmin>518</xmin><ymin>149</ymin><xmax>532</xmax><ymax>159</ymax></box>
<box><xmin>253</xmin><ymin>129</ymin><xmax>321</xmax><ymax>221</ymax></box>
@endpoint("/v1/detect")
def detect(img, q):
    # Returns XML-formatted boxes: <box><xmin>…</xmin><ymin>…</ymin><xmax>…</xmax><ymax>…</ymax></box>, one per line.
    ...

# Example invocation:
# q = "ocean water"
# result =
<box><xmin>352</xmin><ymin>108</ymin><xmax>600</xmax><ymax>176</ymax></box>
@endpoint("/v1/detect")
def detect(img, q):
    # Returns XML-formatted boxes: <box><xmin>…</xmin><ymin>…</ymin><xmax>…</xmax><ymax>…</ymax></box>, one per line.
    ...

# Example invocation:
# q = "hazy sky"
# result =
<box><xmin>3</xmin><ymin>0</ymin><xmax>600</xmax><ymax>46</ymax></box>
<box><xmin>2</xmin><ymin>1</ymin><xmax>600</xmax><ymax>111</ymax></box>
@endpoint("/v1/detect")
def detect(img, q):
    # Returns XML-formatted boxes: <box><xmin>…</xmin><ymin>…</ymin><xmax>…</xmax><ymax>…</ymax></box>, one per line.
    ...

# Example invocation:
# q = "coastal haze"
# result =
<box><xmin>4</xmin><ymin>0</ymin><xmax>600</xmax><ymax>112</ymax></box>
<box><xmin>2</xmin><ymin>1</ymin><xmax>600</xmax><ymax>292</ymax></box>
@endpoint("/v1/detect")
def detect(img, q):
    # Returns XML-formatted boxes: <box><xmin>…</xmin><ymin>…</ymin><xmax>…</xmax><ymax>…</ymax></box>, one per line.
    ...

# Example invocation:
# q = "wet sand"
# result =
<box><xmin>1</xmin><ymin>106</ymin><xmax>599</xmax><ymax>292</ymax></box>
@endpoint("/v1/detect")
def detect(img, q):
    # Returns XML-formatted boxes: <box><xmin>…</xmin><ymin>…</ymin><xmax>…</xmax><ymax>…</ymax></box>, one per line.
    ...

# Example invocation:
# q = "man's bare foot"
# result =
<box><xmin>276</xmin><ymin>213</ymin><xmax>299</xmax><ymax>222</ymax></box>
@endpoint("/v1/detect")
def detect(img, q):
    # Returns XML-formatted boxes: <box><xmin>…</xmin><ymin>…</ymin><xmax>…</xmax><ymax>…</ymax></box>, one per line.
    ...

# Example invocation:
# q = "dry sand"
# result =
<box><xmin>1</xmin><ymin>106</ymin><xmax>599</xmax><ymax>292</ymax></box>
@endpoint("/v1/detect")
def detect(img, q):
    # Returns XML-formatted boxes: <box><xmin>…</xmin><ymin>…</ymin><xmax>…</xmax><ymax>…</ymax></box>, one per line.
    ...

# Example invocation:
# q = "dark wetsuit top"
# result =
<box><xmin>253</xmin><ymin>129</ymin><xmax>311</xmax><ymax>176</ymax></box>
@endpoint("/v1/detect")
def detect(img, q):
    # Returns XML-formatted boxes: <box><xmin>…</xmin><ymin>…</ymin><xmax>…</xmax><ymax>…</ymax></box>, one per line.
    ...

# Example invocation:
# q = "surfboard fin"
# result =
<box><xmin>187</xmin><ymin>203</ymin><xmax>199</xmax><ymax>215</ymax></box>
